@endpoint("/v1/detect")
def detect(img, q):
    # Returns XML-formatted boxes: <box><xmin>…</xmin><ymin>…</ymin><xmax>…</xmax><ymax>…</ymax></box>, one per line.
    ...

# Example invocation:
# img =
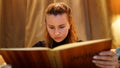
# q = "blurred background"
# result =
<box><xmin>0</xmin><ymin>0</ymin><xmax>120</xmax><ymax>48</ymax></box>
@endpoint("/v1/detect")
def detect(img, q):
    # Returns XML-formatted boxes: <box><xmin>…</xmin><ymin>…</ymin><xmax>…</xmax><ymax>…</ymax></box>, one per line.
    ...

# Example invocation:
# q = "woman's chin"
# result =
<box><xmin>54</xmin><ymin>39</ymin><xmax>63</xmax><ymax>42</ymax></box>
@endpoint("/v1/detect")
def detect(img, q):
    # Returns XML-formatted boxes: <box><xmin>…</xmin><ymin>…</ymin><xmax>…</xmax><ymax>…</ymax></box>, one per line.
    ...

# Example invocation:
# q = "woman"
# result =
<box><xmin>33</xmin><ymin>2</ymin><xmax>119</xmax><ymax>68</ymax></box>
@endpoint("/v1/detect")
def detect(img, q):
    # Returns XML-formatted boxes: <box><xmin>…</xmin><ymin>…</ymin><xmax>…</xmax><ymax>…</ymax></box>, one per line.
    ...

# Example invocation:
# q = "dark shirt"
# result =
<box><xmin>33</xmin><ymin>39</ymin><xmax>82</xmax><ymax>48</ymax></box>
<box><xmin>33</xmin><ymin>32</ymin><xmax>82</xmax><ymax>48</ymax></box>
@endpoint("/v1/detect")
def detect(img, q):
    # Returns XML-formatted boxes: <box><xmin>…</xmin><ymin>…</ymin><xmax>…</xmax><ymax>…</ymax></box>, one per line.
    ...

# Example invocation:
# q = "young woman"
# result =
<box><xmin>33</xmin><ymin>2</ymin><xmax>119</xmax><ymax>68</ymax></box>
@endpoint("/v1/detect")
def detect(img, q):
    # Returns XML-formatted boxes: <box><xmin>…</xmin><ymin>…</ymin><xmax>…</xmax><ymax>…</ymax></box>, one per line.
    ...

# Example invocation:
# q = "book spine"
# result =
<box><xmin>47</xmin><ymin>50</ymin><xmax>63</xmax><ymax>68</ymax></box>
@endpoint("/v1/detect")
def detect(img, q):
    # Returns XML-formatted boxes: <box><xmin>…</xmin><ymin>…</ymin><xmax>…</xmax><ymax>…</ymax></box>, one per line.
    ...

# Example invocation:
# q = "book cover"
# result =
<box><xmin>0</xmin><ymin>38</ymin><xmax>112</xmax><ymax>68</ymax></box>
<box><xmin>0</xmin><ymin>48</ymin><xmax>52</xmax><ymax>68</ymax></box>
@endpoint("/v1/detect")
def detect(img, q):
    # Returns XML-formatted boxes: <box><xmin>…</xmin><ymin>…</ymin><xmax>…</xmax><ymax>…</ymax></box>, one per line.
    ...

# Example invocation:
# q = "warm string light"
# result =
<box><xmin>111</xmin><ymin>15</ymin><xmax>120</xmax><ymax>48</ymax></box>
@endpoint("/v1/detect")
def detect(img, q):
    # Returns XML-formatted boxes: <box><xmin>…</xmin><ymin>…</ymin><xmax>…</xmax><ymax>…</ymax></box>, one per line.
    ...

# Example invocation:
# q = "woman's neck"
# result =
<box><xmin>51</xmin><ymin>35</ymin><xmax>69</xmax><ymax>48</ymax></box>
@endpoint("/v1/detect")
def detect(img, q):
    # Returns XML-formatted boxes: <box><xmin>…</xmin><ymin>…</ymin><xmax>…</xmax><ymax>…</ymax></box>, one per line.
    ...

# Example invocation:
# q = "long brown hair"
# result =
<box><xmin>44</xmin><ymin>2</ymin><xmax>78</xmax><ymax>47</ymax></box>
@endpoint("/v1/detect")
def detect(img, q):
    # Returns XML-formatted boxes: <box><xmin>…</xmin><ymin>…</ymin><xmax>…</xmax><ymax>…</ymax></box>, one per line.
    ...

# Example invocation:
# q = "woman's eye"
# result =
<box><xmin>49</xmin><ymin>27</ymin><xmax>55</xmax><ymax>29</ymax></box>
<box><xmin>60</xmin><ymin>26</ymin><xmax>65</xmax><ymax>28</ymax></box>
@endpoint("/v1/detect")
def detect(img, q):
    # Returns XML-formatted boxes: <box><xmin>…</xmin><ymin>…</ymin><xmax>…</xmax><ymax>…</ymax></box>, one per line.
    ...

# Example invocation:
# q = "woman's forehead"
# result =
<box><xmin>46</xmin><ymin>14</ymin><xmax>69</xmax><ymax>25</ymax></box>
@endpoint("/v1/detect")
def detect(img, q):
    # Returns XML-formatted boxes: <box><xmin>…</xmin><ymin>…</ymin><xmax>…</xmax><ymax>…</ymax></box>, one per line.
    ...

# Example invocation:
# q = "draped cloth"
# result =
<box><xmin>0</xmin><ymin>0</ymin><xmax>112</xmax><ymax>48</ymax></box>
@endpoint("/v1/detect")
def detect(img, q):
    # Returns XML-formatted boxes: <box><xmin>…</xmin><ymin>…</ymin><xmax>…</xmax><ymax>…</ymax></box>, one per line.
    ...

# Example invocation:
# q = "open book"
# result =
<box><xmin>0</xmin><ymin>38</ymin><xmax>112</xmax><ymax>68</ymax></box>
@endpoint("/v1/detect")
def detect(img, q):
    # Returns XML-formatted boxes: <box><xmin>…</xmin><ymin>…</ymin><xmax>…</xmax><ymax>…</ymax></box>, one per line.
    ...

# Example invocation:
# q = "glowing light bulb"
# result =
<box><xmin>111</xmin><ymin>15</ymin><xmax>120</xmax><ymax>48</ymax></box>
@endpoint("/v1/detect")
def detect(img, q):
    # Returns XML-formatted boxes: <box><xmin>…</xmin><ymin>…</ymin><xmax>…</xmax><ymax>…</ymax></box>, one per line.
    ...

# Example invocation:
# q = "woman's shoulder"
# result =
<box><xmin>33</xmin><ymin>41</ymin><xmax>45</xmax><ymax>47</ymax></box>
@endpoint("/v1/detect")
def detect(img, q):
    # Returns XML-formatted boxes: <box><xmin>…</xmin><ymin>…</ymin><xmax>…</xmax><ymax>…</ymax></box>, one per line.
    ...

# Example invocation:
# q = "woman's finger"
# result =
<box><xmin>93</xmin><ymin>55</ymin><xmax>118</xmax><ymax>61</ymax></box>
<box><xmin>99</xmin><ymin>51</ymin><xmax>116</xmax><ymax>56</ymax></box>
<box><xmin>92</xmin><ymin>60</ymin><xmax>116</xmax><ymax>66</ymax></box>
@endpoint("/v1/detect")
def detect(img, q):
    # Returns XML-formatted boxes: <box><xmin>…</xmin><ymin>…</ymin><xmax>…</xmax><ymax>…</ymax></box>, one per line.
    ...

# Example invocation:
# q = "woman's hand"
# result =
<box><xmin>92</xmin><ymin>51</ymin><xmax>119</xmax><ymax>68</ymax></box>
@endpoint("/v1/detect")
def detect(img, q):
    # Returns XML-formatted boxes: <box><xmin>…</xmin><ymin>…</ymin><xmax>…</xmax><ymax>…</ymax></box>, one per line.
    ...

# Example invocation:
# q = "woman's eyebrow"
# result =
<box><xmin>47</xmin><ymin>24</ymin><xmax>65</xmax><ymax>26</ymax></box>
<box><xmin>59</xmin><ymin>24</ymin><xmax>65</xmax><ymax>26</ymax></box>
<box><xmin>47</xmin><ymin>24</ymin><xmax>54</xmax><ymax>26</ymax></box>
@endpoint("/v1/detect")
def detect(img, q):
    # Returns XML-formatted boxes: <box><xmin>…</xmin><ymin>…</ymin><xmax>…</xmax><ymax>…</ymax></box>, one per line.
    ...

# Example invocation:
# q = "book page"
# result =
<box><xmin>0</xmin><ymin>55</ymin><xmax>6</xmax><ymax>65</ymax></box>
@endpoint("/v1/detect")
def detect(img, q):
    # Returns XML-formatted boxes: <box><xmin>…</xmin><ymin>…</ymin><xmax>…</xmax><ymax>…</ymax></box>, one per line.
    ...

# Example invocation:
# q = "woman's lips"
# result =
<box><xmin>54</xmin><ymin>37</ymin><xmax>61</xmax><ymax>40</ymax></box>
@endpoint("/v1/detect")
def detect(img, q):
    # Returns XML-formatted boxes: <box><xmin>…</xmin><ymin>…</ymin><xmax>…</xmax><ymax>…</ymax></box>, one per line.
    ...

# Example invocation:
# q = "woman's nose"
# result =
<box><xmin>54</xmin><ymin>29</ymin><xmax>60</xmax><ymax>35</ymax></box>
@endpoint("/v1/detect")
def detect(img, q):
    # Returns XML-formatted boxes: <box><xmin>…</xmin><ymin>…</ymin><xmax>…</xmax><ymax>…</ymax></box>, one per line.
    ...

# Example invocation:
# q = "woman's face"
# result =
<box><xmin>46</xmin><ymin>14</ymin><xmax>70</xmax><ymax>42</ymax></box>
